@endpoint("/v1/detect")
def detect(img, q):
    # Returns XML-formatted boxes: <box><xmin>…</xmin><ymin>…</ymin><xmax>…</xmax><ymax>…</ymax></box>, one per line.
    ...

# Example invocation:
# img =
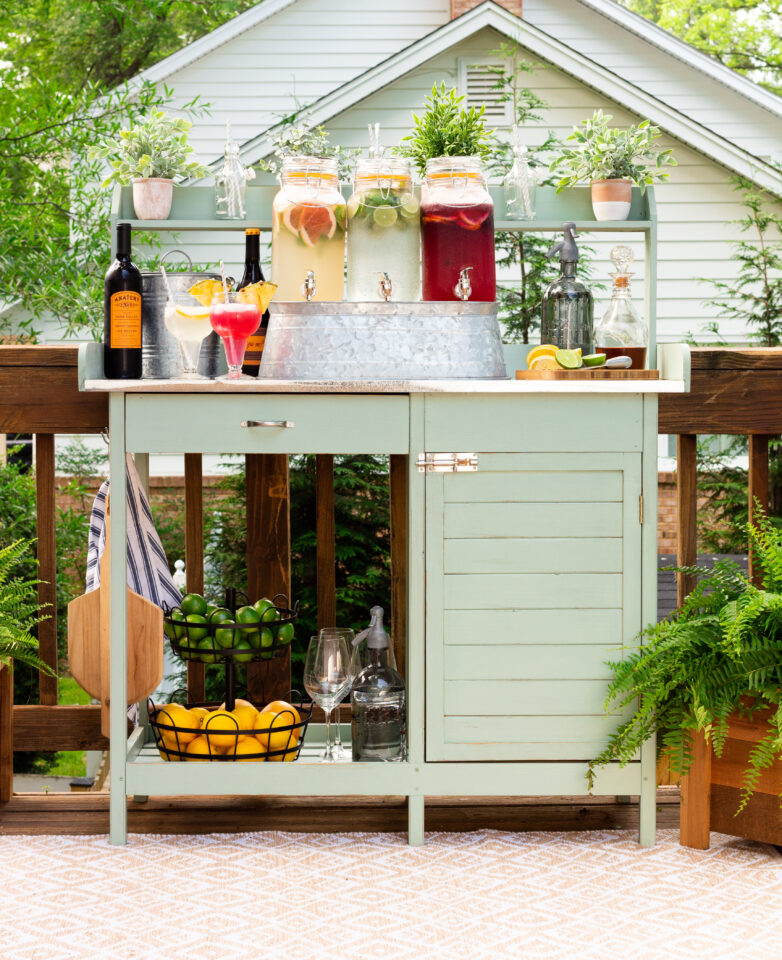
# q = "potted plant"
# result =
<box><xmin>551</xmin><ymin>110</ymin><xmax>676</xmax><ymax>220</ymax></box>
<box><xmin>588</xmin><ymin>511</ymin><xmax>782</xmax><ymax>827</ymax></box>
<box><xmin>0</xmin><ymin>539</ymin><xmax>54</xmax><ymax>674</ymax></box>
<box><xmin>91</xmin><ymin>110</ymin><xmax>208</xmax><ymax>220</ymax></box>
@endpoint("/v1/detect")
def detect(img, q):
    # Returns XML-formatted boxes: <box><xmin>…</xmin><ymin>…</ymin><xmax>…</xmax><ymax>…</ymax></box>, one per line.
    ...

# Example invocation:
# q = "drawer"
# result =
<box><xmin>424</xmin><ymin>394</ymin><xmax>643</xmax><ymax>452</ymax></box>
<box><xmin>125</xmin><ymin>394</ymin><xmax>409</xmax><ymax>454</ymax></box>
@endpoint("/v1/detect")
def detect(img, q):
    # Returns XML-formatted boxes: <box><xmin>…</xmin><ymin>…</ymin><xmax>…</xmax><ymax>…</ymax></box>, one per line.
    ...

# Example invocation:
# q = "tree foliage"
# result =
<box><xmin>0</xmin><ymin>1</ymin><xmax>254</xmax><ymax>339</ymax></box>
<box><xmin>623</xmin><ymin>0</ymin><xmax>782</xmax><ymax>94</ymax></box>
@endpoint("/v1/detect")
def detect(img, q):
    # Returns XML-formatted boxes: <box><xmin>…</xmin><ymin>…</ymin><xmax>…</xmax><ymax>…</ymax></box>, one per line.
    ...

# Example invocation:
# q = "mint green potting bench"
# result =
<box><xmin>82</xmin><ymin>184</ymin><xmax>689</xmax><ymax>846</ymax></box>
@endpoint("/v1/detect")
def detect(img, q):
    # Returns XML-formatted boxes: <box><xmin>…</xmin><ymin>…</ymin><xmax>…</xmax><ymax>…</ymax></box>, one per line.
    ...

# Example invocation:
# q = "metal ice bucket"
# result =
<box><xmin>259</xmin><ymin>301</ymin><xmax>507</xmax><ymax>380</ymax></box>
<box><xmin>141</xmin><ymin>251</ymin><xmax>226</xmax><ymax>379</ymax></box>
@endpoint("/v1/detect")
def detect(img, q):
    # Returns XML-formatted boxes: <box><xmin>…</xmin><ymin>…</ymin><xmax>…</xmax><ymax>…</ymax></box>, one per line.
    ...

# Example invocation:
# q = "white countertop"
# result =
<box><xmin>83</xmin><ymin>377</ymin><xmax>686</xmax><ymax>395</ymax></box>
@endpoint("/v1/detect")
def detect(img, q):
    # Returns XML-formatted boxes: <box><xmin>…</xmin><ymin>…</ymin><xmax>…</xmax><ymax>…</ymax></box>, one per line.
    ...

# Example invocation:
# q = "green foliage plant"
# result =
<box><xmin>90</xmin><ymin>109</ymin><xmax>208</xmax><ymax>186</ymax></box>
<box><xmin>703</xmin><ymin>176</ymin><xmax>782</xmax><ymax>346</ymax></box>
<box><xmin>257</xmin><ymin>98</ymin><xmax>359</xmax><ymax>180</ymax></box>
<box><xmin>588</xmin><ymin>509</ymin><xmax>782</xmax><ymax>813</ymax></box>
<box><xmin>398</xmin><ymin>83</ymin><xmax>493</xmax><ymax>176</ymax></box>
<box><xmin>0</xmin><ymin>539</ymin><xmax>53</xmax><ymax>674</ymax></box>
<box><xmin>551</xmin><ymin>110</ymin><xmax>676</xmax><ymax>191</ymax></box>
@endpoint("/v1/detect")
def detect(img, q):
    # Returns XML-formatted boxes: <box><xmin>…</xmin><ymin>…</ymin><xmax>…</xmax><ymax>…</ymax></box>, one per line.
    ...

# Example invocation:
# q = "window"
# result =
<box><xmin>458</xmin><ymin>58</ymin><xmax>512</xmax><ymax>125</ymax></box>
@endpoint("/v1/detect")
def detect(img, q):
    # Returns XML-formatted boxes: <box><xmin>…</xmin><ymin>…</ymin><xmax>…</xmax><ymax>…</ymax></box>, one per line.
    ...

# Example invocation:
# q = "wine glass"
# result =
<box><xmin>209</xmin><ymin>292</ymin><xmax>260</xmax><ymax>380</ymax></box>
<box><xmin>304</xmin><ymin>634</ymin><xmax>351</xmax><ymax>763</ymax></box>
<box><xmin>319</xmin><ymin>628</ymin><xmax>355</xmax><ymax>759</ymax></box>
<box><xmin>163</xmin><ymin>292</ymin><xmax>213</xmax><ymax>378</ymax></box>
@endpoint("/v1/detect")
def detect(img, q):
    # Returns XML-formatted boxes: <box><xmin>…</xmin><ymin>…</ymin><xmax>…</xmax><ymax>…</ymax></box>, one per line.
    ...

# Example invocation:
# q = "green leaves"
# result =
<box><xmin>90</xmin><ymin>109</ymin><xmax>208</xmax><ymax>186</ymax></box>
<box><xmin>0</xmin><ymin>539</ymin><xmax>53</xmax><ymax>674</ymax></box>
<box><xmin>550</xmin><ymin>109</ymin><xmax>677</xmax><ymax>192</ymax></box>
<box><xmin>588</xmin><ymin>510</ymin><xmax>782</xmax><ymax>812</ymax></box>
<box><xmin>398</xmin><ymin>83</ymin><xmax>494</xmax><ymax>175</ymax></box>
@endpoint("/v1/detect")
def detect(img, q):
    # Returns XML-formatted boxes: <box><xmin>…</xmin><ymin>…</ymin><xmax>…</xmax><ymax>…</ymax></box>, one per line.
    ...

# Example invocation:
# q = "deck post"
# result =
<box><xmin>109</xmin><ymin>393</ymin><xmax>128</xmax><ymax>845</ymax></box>
<box><xmin>35</xmin><ymin>433</ymin><xmax>58</xmax><ymax>704</ymax></box>
<box><xmin>676</xmin><ymin>434</ymin><xmax>698</xmax><ymax>606</ymax></box>
<box><xmin>315</xmin><ymin>454</ymin><xmax>337</xmax><ymax>630</ymax></box>
<box><xmin>0</xmin><ymin>662</ymin><xmax>12</xmax><ymax>803</ymax></box>
<box><xmin>184</xmin><ymin>453</ymin><xmax>205</xmax><ymax>702</ymax></box>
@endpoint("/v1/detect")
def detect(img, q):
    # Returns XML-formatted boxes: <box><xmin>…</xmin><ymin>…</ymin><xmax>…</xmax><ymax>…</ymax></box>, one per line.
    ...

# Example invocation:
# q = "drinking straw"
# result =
<box><xmin>368</xmin><ymin>122</ymin><xmax>383</xmax><ymax>159</ymax></box>
<box><xmin>220</xmin><ymin>260</ymin><xmax>229</xmax><ymax>303</ymax></box>
<box><xmin>159</xmin><ymin>264</ymin><xmax>175</xmax><ymax>302</ymax></box>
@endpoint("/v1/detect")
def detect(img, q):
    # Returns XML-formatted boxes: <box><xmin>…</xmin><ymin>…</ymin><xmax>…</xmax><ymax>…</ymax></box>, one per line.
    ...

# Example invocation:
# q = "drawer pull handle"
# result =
<box><xmin>240</xmin><ymin>419</ymin><xmax>295</xmax><ymax>429</ymax></box>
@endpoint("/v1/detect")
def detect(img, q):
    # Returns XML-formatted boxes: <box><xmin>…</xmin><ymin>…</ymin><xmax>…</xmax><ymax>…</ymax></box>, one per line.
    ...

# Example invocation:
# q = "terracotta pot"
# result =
<box><xmin>590</xmin><ymin>178</ymin><xmax>632</xmax><ymax>221</ymax></box>
<box><xmin>132</xmin><ymin>178</ymin><xmax>174</xmax><ymax>220</ymax></box>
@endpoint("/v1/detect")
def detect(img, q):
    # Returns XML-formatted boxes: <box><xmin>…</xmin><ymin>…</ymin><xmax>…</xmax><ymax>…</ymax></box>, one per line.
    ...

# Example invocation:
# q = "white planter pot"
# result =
<box><xmin>590</xmin><ymin>178</ymin><xmax>632</xmax><ymax>222</ymax></box>
<box><xmin>132</xmin><ymin>178</ymin><xmax>174</xmax><ymax>220</ymax></box>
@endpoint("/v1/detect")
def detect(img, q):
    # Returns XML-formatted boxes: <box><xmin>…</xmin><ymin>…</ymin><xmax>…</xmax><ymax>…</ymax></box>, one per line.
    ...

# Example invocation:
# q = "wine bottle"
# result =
<box><xmin>104</xmin><ymin>223</ymin><xmax>142</xmax><ymax>379</ymax></box>
<box><xmin>237</xmin><ymin>227</ymin><xmax>269</xmax><ymax>375</ymax></box>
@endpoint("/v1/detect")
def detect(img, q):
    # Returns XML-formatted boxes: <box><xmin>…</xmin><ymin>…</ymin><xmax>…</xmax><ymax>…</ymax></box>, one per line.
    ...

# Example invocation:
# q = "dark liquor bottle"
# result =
<box><xmin>104</xmin><ymin>223</ymin><xmax>142</xmax><ymax>379</ymax></box>
<box><xmin>237</xmin><ymin>227</ymin><xmax>270</xmax><ymax>375</ymax></box>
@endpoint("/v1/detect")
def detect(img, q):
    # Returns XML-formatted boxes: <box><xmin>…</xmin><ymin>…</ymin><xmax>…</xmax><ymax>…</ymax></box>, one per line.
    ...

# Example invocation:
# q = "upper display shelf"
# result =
<box><xmin>111</xmin><ymin>184</ymin><xmax>655</xmax><ymax>234</ymax></box>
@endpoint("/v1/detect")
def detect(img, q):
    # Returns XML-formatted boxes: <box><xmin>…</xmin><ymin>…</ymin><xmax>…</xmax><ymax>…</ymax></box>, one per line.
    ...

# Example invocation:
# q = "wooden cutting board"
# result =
<box><xmin>68</xmin><ymin>513</ymin><xmax>163</xmax><ymax>737</ymax></box>
<box><xmin>516</xmin><ymin>368</ymin><xmax>659</xmax><ymax>380</ymax></box>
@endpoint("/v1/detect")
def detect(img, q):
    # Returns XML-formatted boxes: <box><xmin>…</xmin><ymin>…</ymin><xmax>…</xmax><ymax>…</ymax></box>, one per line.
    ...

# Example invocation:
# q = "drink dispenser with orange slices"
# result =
<box><xmin>271</xmin><ymin>156</ymin><xmax>346</xmax><ymax>301</ymax></box>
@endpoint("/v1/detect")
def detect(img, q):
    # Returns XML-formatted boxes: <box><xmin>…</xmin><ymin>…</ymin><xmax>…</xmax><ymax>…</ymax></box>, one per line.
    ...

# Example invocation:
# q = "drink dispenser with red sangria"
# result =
<box><xmin>420</xmin><ymin>157</ymin><xmax>496</xmax><ymax>302</ymax></box>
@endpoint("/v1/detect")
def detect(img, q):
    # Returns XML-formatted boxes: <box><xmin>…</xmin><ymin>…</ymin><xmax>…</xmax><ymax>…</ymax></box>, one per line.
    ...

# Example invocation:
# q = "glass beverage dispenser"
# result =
<box><xmin>420</xmin><ymin>156</ymin><xmax>496</xmax><ymax>302</ymax></box>
<box><xmin>346</xmin><ymin>158</ymin><xmax>421</xmax><ymax>302</ymax></box>
<box><xmin>271</xmin><ymin>156</ymin><xmax>346</xmax><ymax>301</ymax></box>
<box><xmin>595</xmin><ymin>245</ymin><xmax>648</xmax><ymax>369</ymax></box>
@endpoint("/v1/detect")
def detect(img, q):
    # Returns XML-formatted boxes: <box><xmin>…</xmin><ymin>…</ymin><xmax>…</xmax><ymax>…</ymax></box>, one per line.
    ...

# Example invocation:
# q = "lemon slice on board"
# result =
<box><xmin>529</xmin><ymin>355</ymin><xmax>560</xmax><ymax>371</ymax></box>
<box><xmin>526</xmin><ymin>344</ymin><xmax>558</xmax><ymax>369</ymax></box>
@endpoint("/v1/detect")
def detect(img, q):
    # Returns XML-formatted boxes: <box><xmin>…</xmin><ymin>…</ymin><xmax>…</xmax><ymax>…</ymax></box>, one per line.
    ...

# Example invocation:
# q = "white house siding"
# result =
<box><xmin>320</xmin><ymin>27</ymin><xmax>782</xmax><ymax>343</ymax></box>
<box><xmin>159</xmin><ymin>0</ymin><xmax>451</xmax><ymax>162</ymax></box>
<box><xmin>522</xmin><ymin>0</ymin><xmax>782</xmax><ymax>160</ymax></box>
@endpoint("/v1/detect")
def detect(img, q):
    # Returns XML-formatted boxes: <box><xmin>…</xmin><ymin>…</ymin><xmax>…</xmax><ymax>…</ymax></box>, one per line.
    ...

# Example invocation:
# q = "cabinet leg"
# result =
<box><xmin>638</xmin><ymin>735</ymin><xmax>657</xmax><ymax>847</ymax></box>
<box><xmin>408</xmin><ymin>795</ymin><xmax>425</xmax><ymax>846</ymax></box>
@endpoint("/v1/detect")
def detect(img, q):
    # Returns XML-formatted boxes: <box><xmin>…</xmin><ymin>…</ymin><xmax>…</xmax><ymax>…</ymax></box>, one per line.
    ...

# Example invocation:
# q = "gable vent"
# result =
<box><xmin>460</xmin><ymin>60</ymin><xmax>512</xmax><ymax>124</ymax></box>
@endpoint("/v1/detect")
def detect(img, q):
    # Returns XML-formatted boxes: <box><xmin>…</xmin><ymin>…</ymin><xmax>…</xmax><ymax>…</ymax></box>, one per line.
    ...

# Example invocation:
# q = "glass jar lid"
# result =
<box><xmin>280</xmin><ymin>155</ymin><xmax>339</xmax><ymax>184</ymax></box>
<box><xmin>425</xmin><ymin>155</ymin><xmax>487</xmax><ymax>184</ymax></box>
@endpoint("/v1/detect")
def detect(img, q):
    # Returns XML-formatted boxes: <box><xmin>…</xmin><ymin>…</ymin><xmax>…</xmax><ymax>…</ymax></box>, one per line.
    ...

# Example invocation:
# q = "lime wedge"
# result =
<box><xmin>400</xmin><ymin>197</ymin><xmax>420</xmax><ymax>219</ymax></box>
<box><xmin>555</xmin><ymin>349</ymin><xmax>583</xmax><ymax>370</ymax></box>
<box><xmin>372</xmin><ymin>205</ymin><xmax>398</xmax><ymax>227</ymax></box>
<box><xmin>582</xmin><ymin>353</ymin><xmax>607</xmax><ymax>367</ymax></box>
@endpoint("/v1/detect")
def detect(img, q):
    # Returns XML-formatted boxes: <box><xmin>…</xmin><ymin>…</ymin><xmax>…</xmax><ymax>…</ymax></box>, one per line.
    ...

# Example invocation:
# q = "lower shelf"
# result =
<box><xmin>124</xmin><ymin>724</ymin><xmax>642</xmax><ymax>798</ymax></box>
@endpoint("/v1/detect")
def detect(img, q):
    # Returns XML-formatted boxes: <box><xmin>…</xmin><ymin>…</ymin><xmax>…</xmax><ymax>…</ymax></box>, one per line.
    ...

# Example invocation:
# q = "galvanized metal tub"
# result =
<box><xmin>141</xmin><ymin>252</ymin><xmax>226</xmax><ymax>379</ymax></box>
<box><xmin>259</xmin><ymin>301</ymin><xmax>507</xmax><ymax>380</ymax></box>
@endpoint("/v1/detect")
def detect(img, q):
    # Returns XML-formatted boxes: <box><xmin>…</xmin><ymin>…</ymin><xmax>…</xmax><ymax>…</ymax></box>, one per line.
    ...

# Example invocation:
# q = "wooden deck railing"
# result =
<box><xmin>1</xmin><ymin>345</ymin><xmax>781</xmax><ymax>809</ymax></box>
<box><xmin>0</xmin><ymin>345</ymin><xmax>408</xmax><ymax>801</ymax></box>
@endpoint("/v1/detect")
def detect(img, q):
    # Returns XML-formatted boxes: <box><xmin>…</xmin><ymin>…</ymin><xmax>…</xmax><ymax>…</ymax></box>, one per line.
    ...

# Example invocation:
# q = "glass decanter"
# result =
<box><xmin>595</xmin><ymin>245</ymin><xmax>648</xmax><ymax>369</ymax></box>
<box><xmin>504</xmin><ymin>125</ymin><xmax>536</xmax><ymax>220</ymax></box>
<box><xmin>215</xmin><ymin>121</ymin><xmax>255</xmax><ymax>219</ymax></box>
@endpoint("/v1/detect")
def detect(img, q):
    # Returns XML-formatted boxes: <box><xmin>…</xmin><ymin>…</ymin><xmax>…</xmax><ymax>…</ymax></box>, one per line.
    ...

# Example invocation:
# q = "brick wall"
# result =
<box><xmin>451</xmin><ymin>0</ymin><xmax>522</xmax><ymax>18</ymax></box>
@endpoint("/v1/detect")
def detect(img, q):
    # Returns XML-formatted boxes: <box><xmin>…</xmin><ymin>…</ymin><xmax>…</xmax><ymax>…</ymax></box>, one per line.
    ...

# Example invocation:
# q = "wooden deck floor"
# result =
<box><xmin>0</xmin><ymin>788</ymin><xmax>681</xmax><ymax>835</ymax></box>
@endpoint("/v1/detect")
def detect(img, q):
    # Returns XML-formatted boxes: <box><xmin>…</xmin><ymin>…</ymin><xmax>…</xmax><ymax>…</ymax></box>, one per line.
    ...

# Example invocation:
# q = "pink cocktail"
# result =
<box><xmin>421</xmin><ymin>199</ymin><xmax>496</xmax><ymax>301</ymax></box>
<box><xmin>210</xmin><ymin>295</ymin><xmax>261</xmax><ymax>380</ymax></box>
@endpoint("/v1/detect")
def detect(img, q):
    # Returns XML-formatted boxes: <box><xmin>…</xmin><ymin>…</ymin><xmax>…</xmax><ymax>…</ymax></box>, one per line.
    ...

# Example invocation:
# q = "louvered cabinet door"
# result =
<box><xmin>424</xmin><ymin>451</ymin><xmax>642</xmax><ymax>762</ymax></box>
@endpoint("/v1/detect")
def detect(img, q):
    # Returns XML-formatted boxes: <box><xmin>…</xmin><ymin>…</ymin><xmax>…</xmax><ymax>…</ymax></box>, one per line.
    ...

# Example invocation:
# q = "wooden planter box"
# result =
<box><xmin>680</xmin><ymin>706</ymin><xmax>782</xmax><ymax>848</ymax></box>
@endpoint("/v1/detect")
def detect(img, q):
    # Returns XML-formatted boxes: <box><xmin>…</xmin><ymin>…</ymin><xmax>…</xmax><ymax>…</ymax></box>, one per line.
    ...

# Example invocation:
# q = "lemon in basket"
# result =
<box><xmin>226</xmin><ymin>737</ymin><xmax>266</xmax><ymax>762</ymax></box>
<box><xmin>256</xmin><ymin>710</ymin><xmax>299</xmax><ymax>755</ymax></box>
<box><xmin>202</xmin><ymin>709</ymin><xmax>242</xmax><ymax>751</ymax></box>
<box><xmin>185</xmin><ymin>735</ymin><xmax>217</xmax><ymax>761</ymax></box>
<box><xmin>156</xmin><ymin>703</ymin><xmax>200</xmax><ymax>748</ymax></box>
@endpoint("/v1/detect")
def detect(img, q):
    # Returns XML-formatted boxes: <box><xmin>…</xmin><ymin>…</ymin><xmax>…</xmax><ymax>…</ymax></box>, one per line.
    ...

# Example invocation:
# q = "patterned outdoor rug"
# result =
<box><xmin>0</xmin><ymin>828</ymin><xmax>780</xmax><ymax>959</ymax></box>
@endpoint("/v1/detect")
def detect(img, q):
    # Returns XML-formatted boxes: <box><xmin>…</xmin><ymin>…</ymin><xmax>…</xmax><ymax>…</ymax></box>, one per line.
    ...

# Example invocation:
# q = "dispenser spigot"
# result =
<box><xmin>302</xmin><ymin>270</ymin><xmax>316</xmax><ymax>301</ymax></box>
<box><xmin>379</xmin><ymin>272</ymin><xmax>393</xmax><ymax>302</ymax></box>
<box><xmin>454</xmin><ymin>267</ymin><xmax>473</xmax><ymax>301</ymax></box>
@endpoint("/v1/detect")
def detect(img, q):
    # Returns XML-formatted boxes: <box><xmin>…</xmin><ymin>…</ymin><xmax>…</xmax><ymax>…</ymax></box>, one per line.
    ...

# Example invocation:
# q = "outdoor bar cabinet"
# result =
<box><xmin>79</xmin><ymin>184</ymin><xmax>690</xmax><ymax>846</ymax></box>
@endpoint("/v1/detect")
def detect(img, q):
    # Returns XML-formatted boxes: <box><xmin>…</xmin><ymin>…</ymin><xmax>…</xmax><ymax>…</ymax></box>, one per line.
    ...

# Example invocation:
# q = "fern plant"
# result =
<box><xmin>0</xmin><ymin>539</ymin><xmax>53</xmax><ymax>674</ymax></box>
<box><xmin>588</xmin><ymin>509</ymin><xmax>782</xmax><ymax>813</ymax></box>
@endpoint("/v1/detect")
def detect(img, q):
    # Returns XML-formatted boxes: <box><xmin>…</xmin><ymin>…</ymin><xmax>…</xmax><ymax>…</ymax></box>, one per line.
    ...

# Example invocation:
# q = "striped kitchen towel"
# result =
<box><xmin>86</xmin><ymin>453</ymin><xmax>182</xmax><ymax>611</ymax></box>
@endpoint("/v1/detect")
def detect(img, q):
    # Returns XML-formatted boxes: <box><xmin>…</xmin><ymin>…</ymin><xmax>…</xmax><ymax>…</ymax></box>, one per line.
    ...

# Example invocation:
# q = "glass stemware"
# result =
<box><xmin>304</xmin><ymin>634</ymin><xmax>351</xmax><ymax>762</ymax></box>
<box><xmin>319</xmin><ymin>628</ymin><xmax>355</xmax><ymax>759</ymax></box>
<box><xmin>209</xmin><ymin>291</ymin><xmax>261</xmax><ymax>380</ymax></box>
<box><xmin>163</xmin><ymin>292</ymin><xmax>213</xmax><ymax>378</ymax></box>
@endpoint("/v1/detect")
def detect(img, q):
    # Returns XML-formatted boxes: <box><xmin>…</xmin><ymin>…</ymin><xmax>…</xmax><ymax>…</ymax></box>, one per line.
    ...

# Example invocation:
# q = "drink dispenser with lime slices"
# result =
<box><xmin>271</xmin><ymin>156</ymin><xmax>346</xmax><ymax>301</ymax></box>
<box><xmin>346</xmin><ymin>158</ymin><xmax>421</xmax><ymax>302</ymax></box>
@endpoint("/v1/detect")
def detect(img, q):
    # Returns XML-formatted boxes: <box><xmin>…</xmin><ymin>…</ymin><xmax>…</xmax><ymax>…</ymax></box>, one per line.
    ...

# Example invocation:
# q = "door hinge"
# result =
<box><xmin>639</xmin><ymin>494</ymin><xmax>644</xmax><ymax>524</ymax></box>
<box><xmin>417</xmin><ymin>452</ymin><xmax>478</xmax><ymax>473</ymax></box>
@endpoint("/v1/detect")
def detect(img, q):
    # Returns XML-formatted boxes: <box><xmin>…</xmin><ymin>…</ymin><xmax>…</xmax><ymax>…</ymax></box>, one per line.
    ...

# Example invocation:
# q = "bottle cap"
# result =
<box><xmin>367</xmin><ymin>605</ymin><xmax>389</xmax><ymax>650</ymax></box>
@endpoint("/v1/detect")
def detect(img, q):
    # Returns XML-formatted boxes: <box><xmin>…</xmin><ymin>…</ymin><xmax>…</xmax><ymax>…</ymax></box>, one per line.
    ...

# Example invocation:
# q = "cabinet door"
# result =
<box><xmin>425</xmin><ymin>452</ymin><xmax>642</xmax><ymax>762</ymax></box>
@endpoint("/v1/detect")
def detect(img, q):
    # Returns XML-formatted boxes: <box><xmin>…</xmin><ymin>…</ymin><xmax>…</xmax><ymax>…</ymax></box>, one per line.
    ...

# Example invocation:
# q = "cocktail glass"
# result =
<box><xmin>209</xmin><ymin>292</ymin><xmax>261</xmax><ymax>380</ymax></box>
<box><xmin>163</xmin><ymin>293</ymin><xmax>213</xmax><ymax>378</ymax></box>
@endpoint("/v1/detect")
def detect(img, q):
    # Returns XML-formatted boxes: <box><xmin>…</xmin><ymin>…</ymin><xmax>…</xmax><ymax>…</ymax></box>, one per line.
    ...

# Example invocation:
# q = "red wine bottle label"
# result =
<box><xmin>243</xmin><ymin>333</ymin><xmax>266</xmax><ymax>367</ymax></box>
<box><xmin>110</xmin><ymin>291</ymin><xmax>142</xmax><ymax>349</ymax></box>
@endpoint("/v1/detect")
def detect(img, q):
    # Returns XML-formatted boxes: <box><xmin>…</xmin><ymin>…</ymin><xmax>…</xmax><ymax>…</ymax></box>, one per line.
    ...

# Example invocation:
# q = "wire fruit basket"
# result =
<box><xmin>150</xmin><ymin>691</ymin><xmax>313</xmax><ymax>762</ymax></box>
<box><xmin>164</xmin><ymin>589</ymin><xmax>298</xmax><ymax>665</ymax></box>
